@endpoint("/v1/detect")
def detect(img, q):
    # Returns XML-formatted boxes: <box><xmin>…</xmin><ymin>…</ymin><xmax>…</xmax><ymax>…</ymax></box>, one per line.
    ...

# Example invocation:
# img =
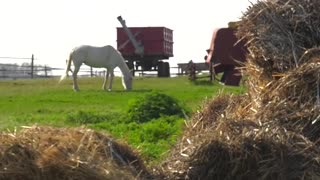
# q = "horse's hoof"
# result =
<box><xmin>108</xmin><ymin>89</ymin><xmax>112</xmax><ymax>92</ymax></box>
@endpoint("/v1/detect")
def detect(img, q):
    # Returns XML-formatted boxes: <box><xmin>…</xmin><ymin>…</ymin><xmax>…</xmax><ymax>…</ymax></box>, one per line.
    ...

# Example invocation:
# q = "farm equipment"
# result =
<box><xmin>205</xmin><ymin>23</ymin><xmax>247</xmax><ymax>86</ymax></box>
<box><xmin>116</xmin><ymin>16</ymin><xmax>173</xmax><ymax>77</ymax></box>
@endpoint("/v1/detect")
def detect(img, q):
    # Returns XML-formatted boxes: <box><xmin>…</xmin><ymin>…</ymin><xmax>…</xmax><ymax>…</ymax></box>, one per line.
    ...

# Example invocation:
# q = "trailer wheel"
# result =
<box><xmin>158</xmin><ymin>61</ymin><xmax>170</xmax><ymax>77</ymax></box>
<box><xmin>157</xmin><ymin>61</ymin><xmax>164</xmax><ymax>77</ymax></box>
<box><xmin>163</xmin><ymin>62</ymin><xmax>170</xmax><ymax>77</ymax></box>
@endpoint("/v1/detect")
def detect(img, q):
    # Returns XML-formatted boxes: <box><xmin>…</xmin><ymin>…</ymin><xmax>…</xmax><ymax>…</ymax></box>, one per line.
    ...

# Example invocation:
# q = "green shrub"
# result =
<box><xmin>127</xmin><ymin>92</ymin><xmax>186</xmax><ymax>123</ymax></box>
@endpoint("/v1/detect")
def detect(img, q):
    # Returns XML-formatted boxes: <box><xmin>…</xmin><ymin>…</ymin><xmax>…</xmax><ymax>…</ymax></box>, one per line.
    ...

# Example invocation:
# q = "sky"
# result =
<box><xmin>0</xmin><ymin>0</ymin><xmax>256</xmax><ymax>72</ymax></box>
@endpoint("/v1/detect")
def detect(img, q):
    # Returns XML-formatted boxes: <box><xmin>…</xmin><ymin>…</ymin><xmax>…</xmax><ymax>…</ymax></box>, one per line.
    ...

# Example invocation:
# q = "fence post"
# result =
<box><xmin>31</xmin><ymin>54</ymin><xmax>34</xmax><ymax>79</ymax></box>
<box><xmin>45</xmin><ymin>65</ymin><xmax>48</xmax><ymax>77</ymax></box>
<box><xmin>90</xmin><ymin>67</ymin><xmax>93</xmax><ymax>77</ymax></box>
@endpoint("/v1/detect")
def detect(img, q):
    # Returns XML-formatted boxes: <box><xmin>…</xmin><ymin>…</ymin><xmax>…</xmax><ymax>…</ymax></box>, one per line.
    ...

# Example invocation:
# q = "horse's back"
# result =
<box><xmin>72</xmin><ymin>45</ymin><xmax>119</xmax><ymax>68</ymax></box>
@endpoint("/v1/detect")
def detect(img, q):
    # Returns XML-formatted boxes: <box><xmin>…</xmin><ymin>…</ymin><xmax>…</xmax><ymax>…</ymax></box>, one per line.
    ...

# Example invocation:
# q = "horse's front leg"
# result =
<box><xmin>72</xmin><ymin>66</ymin><xmax>80</xmax><ymax>92</ymax></box>
<box><xmin>102</xmin><ymin>70</ymin><xmax>109</xmax><ymax>91</ymax></box>
<box><xmin>108</xmin><ymin>71</ymin><xmax>115</xmax><ymax>91</ymax></box>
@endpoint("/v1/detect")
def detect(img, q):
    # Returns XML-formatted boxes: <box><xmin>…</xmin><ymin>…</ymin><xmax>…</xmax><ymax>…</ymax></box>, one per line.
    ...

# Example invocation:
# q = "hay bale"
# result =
<box><xmin>252</xmin><ymin>51</ymin><xmax>320</xmax><ymax>141</ymax></box>
<box><xmin>191</xmin><ymin>93</ymin><xmax>237</xmax><ymax>129</ymax></box>
<box><xmin>157</xmin><ymin>97</ymin><xmax>320</xmax><ymax>179</ymax></box>
<box><xmin>234</xmin><ymin>0</ymin><xmax>320</xmax><ymax>111</ymax></box>
<box><xmin>155</xmin><ymin>1</ymin><xmax>320</xmax><ymax>179</ymax></box>
<box><xmin>177</xmin><ymin>93</ymin><xmax>248</xmax><ymax>157</ymax></box>
<box><xmin>237</xmin><ymin>0</ymin><xmax>320</xmax><ymax>77</ymax></box>
<box><xmin>235</xmin><ymin>0</ymin><xmax>320</xmax><ymax>103</ymax></box>
<box><xmin>184</xmin><ymin>126</ymin><xmax>320</xmax><ymax>180</ymax></box>
<box><xmin>0</xmin><ymin>126</ymin><xmax>153</xmax><ymax>180</ymax></box>
<box><xmin>0</xmin><ymin>143</ymin><xmax>40</xmax><ymax>180</ymax></box>
<box><xmin>156</xmin><ymin>94</ymin><xmax>256</xmax><ymax>179</ymax></box>
<box><xmin>156</xmin><ymin>86</ymin><xmax>320</xmax><ymax>179</ymax></box>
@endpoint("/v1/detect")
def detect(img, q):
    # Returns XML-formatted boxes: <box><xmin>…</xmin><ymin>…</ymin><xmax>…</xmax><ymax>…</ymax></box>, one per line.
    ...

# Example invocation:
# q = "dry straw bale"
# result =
<box><xmin>235</xmin><ymin>0</ymin><xmax>320</xmax><ymax>103</ymax></box>
<box><xmin>156</xmin><ymin>1</ymin><xmax>320</xmax><ymax>179</ymax></box>
<box><xmin>156</xmin><ymin>94</ymin><xmax>257</xmax><ymax>179</ymax></box>
<box><xmin>234</xmin><ymin>0</ymin><xmax>320</xmax><ymax>112</ymax></box>
<box><xmin>251</xmin><ymin>49</ymin><xmax>320</xmax><ymax>141</ymax></box>
<box><xmin>185</xmin><ymin>126</ymin><xmax>320</xmax><ymax>180</ymax></box>
<box><xmin>177</xmin><ymin>93</ymin><xmax>247</xmax><ymax>157</ymax></box>
<box><xmin>157</xmin><ymin>93</ymin><xmax>320</xmax><ymax>180</ymax></box>
<box><xmin>237</xmin><ymin>0</ymin><xmax>320</xmax><ymax>78</ymax></box>
<box><xmin>0</xmin><ymin>126</ymin><xmax>153</xmax><ymax>180</ymax></box>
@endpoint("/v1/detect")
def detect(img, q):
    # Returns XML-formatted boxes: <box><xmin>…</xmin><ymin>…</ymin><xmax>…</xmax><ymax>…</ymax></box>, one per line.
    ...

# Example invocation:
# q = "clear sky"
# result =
<box><xmin>0</xmin><ymin>0</ymin><xmax>256</xmax><ymax>71</ymax></box>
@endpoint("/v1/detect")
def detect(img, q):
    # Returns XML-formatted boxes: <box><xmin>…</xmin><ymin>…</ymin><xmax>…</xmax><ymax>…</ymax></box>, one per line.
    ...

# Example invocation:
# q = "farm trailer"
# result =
<box><xmin>117</xmin><ymin>16</ymin><xmax>173</xmax><ymax>77</ymax></box>
<box><xmin>205</xmin><ymin>24</ymin><xmax>247</xmax><ymax>86</ymax></box>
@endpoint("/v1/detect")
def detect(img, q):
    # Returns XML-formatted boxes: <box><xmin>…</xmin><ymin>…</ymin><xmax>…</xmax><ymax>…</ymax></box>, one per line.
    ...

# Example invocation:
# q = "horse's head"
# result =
<box><xmin>122</xmin><ymin>72</ymin><xmax>133</xmax><ymax>91</ymax></box>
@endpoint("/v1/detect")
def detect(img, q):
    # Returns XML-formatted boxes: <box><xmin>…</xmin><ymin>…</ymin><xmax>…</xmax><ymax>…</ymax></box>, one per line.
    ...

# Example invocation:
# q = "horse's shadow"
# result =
<box><xmin>106</xmin><ymin>89</ymin><xmax>153</xmax><ymax>93</ymax></box>
<box><xmin>192</xmin><ymin>80</ymin><xmax>214</xmax><ymax>86</ymax></box>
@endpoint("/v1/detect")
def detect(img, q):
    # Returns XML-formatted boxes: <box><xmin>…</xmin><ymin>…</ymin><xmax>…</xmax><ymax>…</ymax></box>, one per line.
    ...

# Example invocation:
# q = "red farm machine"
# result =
<box><xmin>205</xmin><ymin>22</ymin><xmax>247</xmax><ymax>86</ymax></box>
<box><xmin>116</xmin><ymin>16</ymin><xmax>173</xmax><ymax>77</ymax></box>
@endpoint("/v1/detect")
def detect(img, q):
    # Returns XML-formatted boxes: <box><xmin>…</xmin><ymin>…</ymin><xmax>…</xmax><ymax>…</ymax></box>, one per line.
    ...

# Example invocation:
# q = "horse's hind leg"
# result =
<box><xmin>102</xmin><ymin>69</ymin><xmax>109</xmax><ymax>91</ymax></box>
<box><xmin>108</xmin><ymin>70</ymin><xmax>115</xmax><ymax>91</ymax></box>
<box><xmin>72</xmin><ymin>65</ymin><xmax>80</xmax><ymax>92</ymax></box>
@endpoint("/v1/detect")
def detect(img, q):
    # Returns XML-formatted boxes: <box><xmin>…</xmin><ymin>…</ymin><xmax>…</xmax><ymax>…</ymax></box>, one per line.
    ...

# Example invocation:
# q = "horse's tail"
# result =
<box><xmin>59</xmin><ymin>52</ymin><xmax>73</xmax><ymax>83</ymax></box>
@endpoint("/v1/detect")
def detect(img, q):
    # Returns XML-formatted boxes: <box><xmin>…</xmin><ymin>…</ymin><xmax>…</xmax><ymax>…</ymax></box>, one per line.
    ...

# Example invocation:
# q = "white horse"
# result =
<box><xmin>59</xmin><ymin>45</ymin><xmax>133</xmax><ymax>92</ymax></box>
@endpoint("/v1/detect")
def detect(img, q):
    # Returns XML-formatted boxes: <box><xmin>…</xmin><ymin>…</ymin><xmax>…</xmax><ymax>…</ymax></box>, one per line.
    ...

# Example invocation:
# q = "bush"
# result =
<box><xmin>127</xmin><ymin>92</ymin><xmax>186</xmax><ymax>123</ymax></box>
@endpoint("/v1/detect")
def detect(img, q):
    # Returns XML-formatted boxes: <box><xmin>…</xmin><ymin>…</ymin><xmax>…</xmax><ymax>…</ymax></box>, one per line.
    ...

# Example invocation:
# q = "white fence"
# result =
<box><xmin>0</xmin><ymin>55</ymin><xmax>196</xmax><ymax>80</ymax></box>
<box><xmin>0</xmin><ymin>55</ymin><xmax>110</xmax><ymax>79</ymax></box>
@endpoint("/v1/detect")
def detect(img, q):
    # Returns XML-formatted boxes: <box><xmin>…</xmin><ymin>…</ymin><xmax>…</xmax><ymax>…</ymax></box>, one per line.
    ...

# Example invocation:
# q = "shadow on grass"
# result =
<box><xmin>191</xmin><ymin>80</ymin><xmax>214</xmax><ymax>86</ymax></box>
<box><xmin>106</xmin><ymin>89</ymin><xmax>153</xmax><ymax>93</ymax></box>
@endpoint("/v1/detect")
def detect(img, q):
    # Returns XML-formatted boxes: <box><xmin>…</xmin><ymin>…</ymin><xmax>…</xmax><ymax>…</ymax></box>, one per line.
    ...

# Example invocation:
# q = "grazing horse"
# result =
<box><xmin>59</xmin><ymin>45</ymin><xmax>133</xmax><ymax>91</ymax></box>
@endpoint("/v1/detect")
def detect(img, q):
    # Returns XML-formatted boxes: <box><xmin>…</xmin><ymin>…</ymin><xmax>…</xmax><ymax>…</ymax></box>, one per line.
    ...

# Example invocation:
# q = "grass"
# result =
<box><xmin>0</xmin><ymin>75</ymin><xmax>246</xmax><ymax>163</ymax></box>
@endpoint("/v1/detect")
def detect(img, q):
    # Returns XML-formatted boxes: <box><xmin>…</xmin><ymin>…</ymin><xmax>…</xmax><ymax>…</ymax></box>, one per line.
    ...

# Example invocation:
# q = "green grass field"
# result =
<box><xmin>0</xmin><ymin>75</ymin><xmax>246</xmax><ymax>163</ymax></box>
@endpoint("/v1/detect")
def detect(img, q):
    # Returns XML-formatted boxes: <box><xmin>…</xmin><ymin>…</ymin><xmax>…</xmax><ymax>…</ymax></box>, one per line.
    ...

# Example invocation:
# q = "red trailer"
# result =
<box><xmin>116</xmin><ymin>16</ymin><xmax>174</xmax><ymax>77</ymax></box>
<box><xmin>205</xmin><ymin>26</ymin><xmax>247</xmax><ymax>86</ymax></box>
